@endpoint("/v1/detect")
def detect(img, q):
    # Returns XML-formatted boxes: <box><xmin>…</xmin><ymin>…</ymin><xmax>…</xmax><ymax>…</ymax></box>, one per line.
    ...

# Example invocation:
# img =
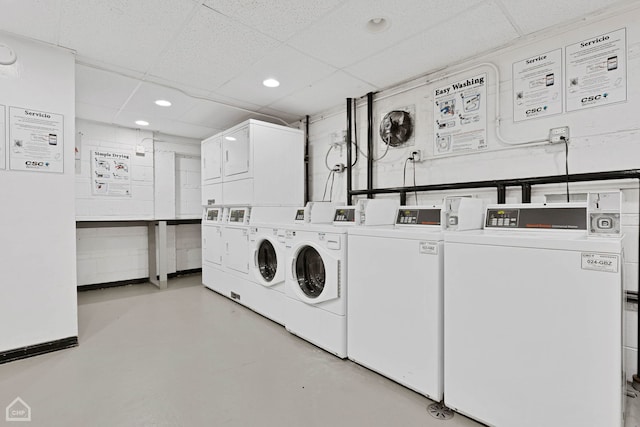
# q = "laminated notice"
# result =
<box><xmin>581</xmin><ymin>253</ymin><xmax>619</xmax><ymax>273</ymax></box>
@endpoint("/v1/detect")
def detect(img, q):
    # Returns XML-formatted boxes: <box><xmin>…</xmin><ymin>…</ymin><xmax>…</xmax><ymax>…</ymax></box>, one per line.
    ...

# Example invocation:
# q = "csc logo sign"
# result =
<box><xmin>581</xmin><ymin>93</ymin><xmax>608</xmax><ymax>104</ymax></box>
<box><xmin>525</xmin><ymin>106</ymin><xmax>547</xmax><ymax>116</ymax></box>
<box><xmin>25</xmin><ymin>161</ymin><xmax>49</xmax><ymax>168</ymax></box>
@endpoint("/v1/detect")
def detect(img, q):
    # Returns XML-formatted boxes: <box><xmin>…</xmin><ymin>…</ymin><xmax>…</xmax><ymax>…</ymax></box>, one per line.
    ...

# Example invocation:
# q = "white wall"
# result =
<box><xmin>75</xmin><ymin>123</ymin><xmax>202</xmax><ymax>286</ymax></box>
<box><xmin>76</xmin><ymin>120</ymin><xmax>154</xmax><ymax>220</ymax></box>
<box><xmin>0</xmin><ymin>33</ymin><xmax>78</xmax><ymax>351</ymax></box>
<box><xmin>307</xmin><ymin>6</ymin><xmax>640</xmax><ymax>380</ymax></box>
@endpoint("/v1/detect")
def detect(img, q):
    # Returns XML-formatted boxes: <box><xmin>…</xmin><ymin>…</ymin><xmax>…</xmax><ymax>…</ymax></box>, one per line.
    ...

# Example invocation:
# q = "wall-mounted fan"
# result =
<box><xmin>379</xmin><ymin>110</ymin><xmax>413</xmax><ymax>147</ymax></box>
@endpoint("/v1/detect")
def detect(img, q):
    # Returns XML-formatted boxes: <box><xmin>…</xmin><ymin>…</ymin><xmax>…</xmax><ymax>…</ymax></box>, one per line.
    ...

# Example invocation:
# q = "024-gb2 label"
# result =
<box><xmin>419</xmin><ymin>241</ymin><xmax>439</xmax><ymax>255</ymax></box>
<box><xmin>581</xmin><ymin>252</ymin><xmax>619</xmax><ymax>273</ymax></box>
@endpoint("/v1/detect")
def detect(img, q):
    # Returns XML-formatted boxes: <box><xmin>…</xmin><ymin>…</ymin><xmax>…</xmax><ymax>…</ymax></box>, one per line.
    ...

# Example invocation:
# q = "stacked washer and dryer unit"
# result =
<box><xmin>444</xmin><ymin>192</ymin><xmax>625</xmax><ymax>427</ymax></box>
<box><xmin>201</xmin><ymin>119</ymin><xmax>304</xmax><ymax>325</ymax></box>
<box><xmin>284</xmin><ymin>199</ymin><xmax>399</xmax><ymax>358</ymax></box>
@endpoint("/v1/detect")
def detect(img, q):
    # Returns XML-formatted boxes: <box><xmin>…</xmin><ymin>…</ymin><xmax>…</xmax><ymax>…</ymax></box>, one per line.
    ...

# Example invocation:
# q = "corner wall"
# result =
<box><xmin>0</xmin><ymin>33</ymin><xmax>78</xmax><ymax>351</ymax></box>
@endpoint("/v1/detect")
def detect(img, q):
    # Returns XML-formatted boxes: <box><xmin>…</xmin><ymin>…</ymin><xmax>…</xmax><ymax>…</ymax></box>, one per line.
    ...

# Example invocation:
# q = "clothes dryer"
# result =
<box><xmin>202</xmin><ymin>206</ymin><xmax>228</xmax><ymax>295</ymax></box>
<box><xmin>347</xmin><ymin>197</ymin><xmax>484</xmax><ymax>401</ymax></box>
<box><xmin>444</xmin><ymin>200</ymin><xmax>624</xmax><ymax>427</ymax></box>
<box><xmin>222</xmin><ymin>207</ymin><xmax>253</xmax><ymax>305</ymax></box>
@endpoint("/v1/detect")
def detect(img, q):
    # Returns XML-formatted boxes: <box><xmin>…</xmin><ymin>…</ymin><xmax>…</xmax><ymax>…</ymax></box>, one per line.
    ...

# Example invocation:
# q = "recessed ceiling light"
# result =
<box><xmin>0</xmin><ymin>43</ymin><xmax>17</xmax><ymax>66</ymax></box>
<box><xmin>263</xmin><ymin>78</ymin><xmax>280</xmax><ymax>88</ymax></box>
<box><xmin>225</xmin><ymin>136</ymin><xmax>236</xmax><ymax>141</ymax></box>
<box><xmin>365</xmin><ymin>17</ymin><xmax>390</xmax><ymax>33</ymax></box>
<box><xmin>155</xmin><ymin>99</ymin><xmax>172</xmax><ymax>107</ymax></box>
<box><xmin>135</xmin><ymin>120</ymin><xmax>149</xmax><ymax>126</ymax></box>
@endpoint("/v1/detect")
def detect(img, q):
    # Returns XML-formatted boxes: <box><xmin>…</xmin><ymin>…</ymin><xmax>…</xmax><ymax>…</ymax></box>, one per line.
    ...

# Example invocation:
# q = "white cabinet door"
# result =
<box><xmin>223</xmin><ymin>126</ymin><xmax>251</xmax><ymax>179</ymax></box>
<box><xmin>223</xmin><ymin>226</ymin><xmax>249</xmax><ymax>274</ymax></box>
<box><xmin>202</xmin><ymin>136</ymin><xmax>222</xmax><ymax>182</ymax></box>
<box><xmin>202</xmin><ymin>226</ymin><xmax>223</xmax><ymax>265</ymax></box>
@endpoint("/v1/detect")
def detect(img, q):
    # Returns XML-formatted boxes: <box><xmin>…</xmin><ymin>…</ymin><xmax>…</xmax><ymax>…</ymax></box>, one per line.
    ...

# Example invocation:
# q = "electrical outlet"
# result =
<box><xmin>330</xmin><ymin>130</ymin><xmax>347</xmax><ymax>145</ymax></box>
<box><xmin>333</xmin><ymin>163</ymin><xmax>345</xmax><ymax>173</ymax></box>
<box><xmin>411</xmin><ymin>150</ymin><xmax>422</xmax><ymax>162</ymax></box>
<box><xmin>549</xmin><ymin>126</ymin><xmax>570</xmax><ymax>144</ymax></box>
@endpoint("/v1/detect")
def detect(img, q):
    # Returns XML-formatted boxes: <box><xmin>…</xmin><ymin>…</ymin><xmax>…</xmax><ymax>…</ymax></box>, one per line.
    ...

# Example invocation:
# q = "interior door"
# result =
<box><xmin>202</xmin><ymin>225</ymin><xmax>222</xmax><ymax>265</ymax></box>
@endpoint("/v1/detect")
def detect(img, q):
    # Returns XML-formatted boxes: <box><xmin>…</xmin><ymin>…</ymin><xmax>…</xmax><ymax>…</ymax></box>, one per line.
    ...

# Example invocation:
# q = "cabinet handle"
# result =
<box><xmin>225</xmin><ymin>150</ymin><xmax>229</xmax><ymax>162</ymax></box>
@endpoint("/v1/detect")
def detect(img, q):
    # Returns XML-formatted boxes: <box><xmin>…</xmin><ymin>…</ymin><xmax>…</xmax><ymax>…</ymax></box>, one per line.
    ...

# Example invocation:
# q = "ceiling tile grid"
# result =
<box><xmin>0</xmin><ymin>0</ymin><xmax>61</xmax><ymax>44</ymax></box>
<box><xmin>285</xmin><ymin>0</ymin><xmax>485</xmax><ymax>69</ymax></box>
<box><xmin>59</xmin><ymin>0</ymin><xmax>199</xmax><ymax>72</ymax></box>
<box><xmin>203</xmin><ymin>0</ymin><xmax>346</xmax><ymax>41</ymax></box>
<box><xmin>345</xmin><ymin>1</ymin><xmax>520</xmax><ymax>88</ymax></box>
<box><xmin>149</xmin><ymin>5</ymin><xmax>281</xmax><ymax>93</ymax></box>
<box><xmin>213</xmin><ymin>44</ymin><xmax>338</xmax><ymax>106</ymax></box>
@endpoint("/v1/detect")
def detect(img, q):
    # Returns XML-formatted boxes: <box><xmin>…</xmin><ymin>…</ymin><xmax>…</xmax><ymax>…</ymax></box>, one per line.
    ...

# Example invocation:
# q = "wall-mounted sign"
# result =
<box><xmin>566</xmin><ymin>28</ymin><xmax>627</xmax><ymax>112</ymax></box>
<box><xmin>91</xmin><ymin>150</ymin><xmax>132</xmax><ymax>197</ymax></box>
<box><xmin>512</xmin><ymin>49</ymin><xmax>563</xmax><ymax>121</ymax></box>
<box><xmin>433</xmin><ymin>73</ymin><xmax>487</xmax><ymax>156</ymax></box>
<box><xmin>9</xmin><ymin>107</ymin><xmax>64</xmax><ymax>173</ymax></box>
<box><xmin>0</xmin><ymin>105</ymin><xmax>5</xmax><ymax>170</ymax></box>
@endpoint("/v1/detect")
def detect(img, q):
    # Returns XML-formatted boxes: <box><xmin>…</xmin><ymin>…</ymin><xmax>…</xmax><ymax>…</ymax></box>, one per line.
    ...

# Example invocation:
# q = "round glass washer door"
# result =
<box><xmin>295</xmin><ymin>246</ymin><xmax>326</xmax><ymax>298</ymax></box>
<box><xmin>257</xmin><ymin>239</ymin><xmax>277</xmax><ymax>282</ymax></box>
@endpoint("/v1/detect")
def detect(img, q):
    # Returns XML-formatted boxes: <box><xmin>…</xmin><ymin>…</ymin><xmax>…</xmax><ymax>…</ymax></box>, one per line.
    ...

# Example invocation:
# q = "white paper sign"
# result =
<box><xmin>513</xmin><ymin>49</ymin><xmax>563</xmax><ymax>121</ymax></box>
<box><xmin>9</xmin><ymin>107</ymin><xmax>64</xmax><ymax>173</ymax></box>
<box><xmin>434</xmin><ymin>73</ymin><xmax>487</xmax><ymax>156</ymax></box>
<box><xmin>581</xmin><ymin>253</ymin><xmax>619</xmax><ymax>273</ymax></box>
<box><xmin>566</xmin><ymin>28</ymin><xmax>627</xmax><ymax>112</ymax></box>
<box><xmin>91</xmin><ymin>150</ymin><xmax>132</xmax><ymax>196</ymax></box>
<box><xmin>0</xmin><ymin>105</ymin><xmax>5</xmax><ymax>170</ymax></box>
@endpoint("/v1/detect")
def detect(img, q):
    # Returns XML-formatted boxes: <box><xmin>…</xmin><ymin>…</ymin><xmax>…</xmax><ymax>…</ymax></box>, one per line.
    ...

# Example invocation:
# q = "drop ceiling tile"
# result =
<box><xmin>287</xmin><ymin>0</ymin><xmax>484</xmax><ymax>68</ymax></box>
<box><xmin>76</xmin><ymin>64</ymin><xmax>140</xmax><ymax>108</ymax></box>
<box><xmin>269</xmin><ymin>71</ymin><xmax>377</xmax><ymax>116</ymax></box>
<box><xmin>120</xmin><ymin>82</ymin><xmax>200</xmax><ymax>120</ymax></box>
<box><xmin>0</xmin><ymin>0</ymin><xmax>61</xmax><ymax>44</ymax></box>
<box><xmin>59</xmin><ymin>0</ymin><xmax>198</xmax><ymax>72</ymax></box>
<box><xmin>150</xmin><ymin>5</ymin><xmax>280</xmax><ymax>92</ymax></box>
<box><xmin>500</xmin><ymin>0</ymin><xmax>625</xmax><ymax>34</ymax></box>
<box><xmin>214</xmin><ymin>45</ymin><xmax>337</xmax><ymax>106</ymax></box>
<box><xmin>76</xmin><ymin>101</ymin><xmax>120</xmax><ymax>124</ymax></box>
<box><xmin>203</xmin><ymin>0</ymin><xmax>345</xmax><ymax>41</ymax></box>
<box><xmin>345</xmin><ymin>1</ymin><xmax>520</xmax><ymax>88</ymax></box>
<box><xmin>178</xmin><ymin>101</ymin><xmax>253</xmax><ymax>129</ymax></box>
<box><xmin>112</xmin><ymin>110</ymin><xmax>219</xmax><ymax>139</ymax></box>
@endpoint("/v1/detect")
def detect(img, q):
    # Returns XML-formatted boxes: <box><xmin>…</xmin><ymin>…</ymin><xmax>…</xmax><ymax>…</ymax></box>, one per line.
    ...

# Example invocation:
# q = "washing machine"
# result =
<box><xmin>347</xmin><ymin>197</ymin><xmax>484</xmax><ymax>401</ymax></box>
<box><xmin>246</xmin><ymin>206</ymin><xmax>292</xmax><ymax>325</ymax></box>
<box><xmin>202</xmin><ymin>206</ymin><xmax>228</xmax><ymax>295</ymax></box>
<box><xmin>284</xmin><ymin>199</ymin><xmax>400</xmax><ymax>358</ymax></box>
<box><xmin>222</xmin><ymin>206</ymin><xmax>253</xmax><ymax>305</ymax></box>
<box><xmin>444</xmin><ymin>197</ymin><xmax>624</xmax><ymax>427</ymax></box>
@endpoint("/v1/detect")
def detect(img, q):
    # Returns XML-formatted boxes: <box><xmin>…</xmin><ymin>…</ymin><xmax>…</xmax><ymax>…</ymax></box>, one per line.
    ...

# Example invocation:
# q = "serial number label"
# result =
<box><xmin>581</xmin><ymin>253</ymin><xmax>619</xmax><ymax>273</ymax></box>
<box><xmin>419</xmin><ymin>241</ymin><xmax>439</xmax><ymax>255</ymax></box>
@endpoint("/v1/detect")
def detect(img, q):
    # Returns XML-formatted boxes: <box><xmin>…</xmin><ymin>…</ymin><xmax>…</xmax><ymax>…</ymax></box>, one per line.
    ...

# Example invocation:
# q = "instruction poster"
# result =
<box><xmin>513</xmin><ymin>49</ymin><xmax>562</xmax><ymax>121</ymax></box>
<box><xmin>433</xmin><ymin>73</ymin><xmax>487</xmax><ymax>155</ymax></box>
<box><xmin>9</xmin><ymin>107</ymin><xmax>64</xmax><ymax>173</ymax></box>
<box><xmin>91</xmin><ymin>150</ymin><xmax>132</xmax><ymax>196</ymax></box>
<box><xmin>0</xmin><ymin>105</ymin><xmax>5</xmax><ymax>170</ymax></box>
<box><xmin>566</xmin><ymin>28</ymin><xmax>627</xmax><ymax>112</ymax></box>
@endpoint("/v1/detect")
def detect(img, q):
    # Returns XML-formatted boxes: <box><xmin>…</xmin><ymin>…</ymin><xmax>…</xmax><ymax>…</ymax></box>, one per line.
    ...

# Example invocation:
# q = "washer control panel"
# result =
<box><xmin>396</xmin><ymin>208</ymin><xmax>441</xmax><ymax>226</ymax></box>
<box><xmin>485</xmin><ymin>206</ymin><xmax>587</xmax><ymax>230</ymax></box>
<box><xmin>334</xmin><ymin>207</ymin><xmax>356</xmax><ymax>224</ymax></box>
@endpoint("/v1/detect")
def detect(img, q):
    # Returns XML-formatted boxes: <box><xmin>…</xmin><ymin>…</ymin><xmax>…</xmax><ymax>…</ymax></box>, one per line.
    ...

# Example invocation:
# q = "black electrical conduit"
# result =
<box><xmin>346</xmin><ymin>99</ymin><xmax>353</xmax><ymax>206</ymax></box>
<box><xmin>366</xmin><ymin>92</ymin><xmax>374</xmax><ymax>199</ymax></box>
<box><xmin>304</xmin><ymin>115</ymin><xmax>310</xmax><ymax>205</ymax></box>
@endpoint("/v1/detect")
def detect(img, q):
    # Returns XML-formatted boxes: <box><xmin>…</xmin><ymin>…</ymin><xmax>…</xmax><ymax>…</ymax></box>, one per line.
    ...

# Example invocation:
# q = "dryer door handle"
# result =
<box><xmin>291</xmin><ymin>257</ymin><xmax>296</xmax><ymax>279</ymax></box>
<box><xmin>253</xmin><ymin>249</ymin><xmax>258</xmax><ymax>267</ymax></box>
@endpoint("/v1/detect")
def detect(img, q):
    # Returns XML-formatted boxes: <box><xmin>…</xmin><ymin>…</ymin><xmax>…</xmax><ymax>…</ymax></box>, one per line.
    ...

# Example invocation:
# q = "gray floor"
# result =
<box><xmin>0</xmin><ymin>274</ymin><xmax>638</xmax><ymax>426</ymax></box>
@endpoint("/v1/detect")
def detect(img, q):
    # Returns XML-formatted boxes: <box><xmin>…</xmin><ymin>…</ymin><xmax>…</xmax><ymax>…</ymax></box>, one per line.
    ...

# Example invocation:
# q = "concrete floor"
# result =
<box><xmin>0</xmin><ymin>274</ymin><xmax>638</xmax><ymax>426</ymax></box>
